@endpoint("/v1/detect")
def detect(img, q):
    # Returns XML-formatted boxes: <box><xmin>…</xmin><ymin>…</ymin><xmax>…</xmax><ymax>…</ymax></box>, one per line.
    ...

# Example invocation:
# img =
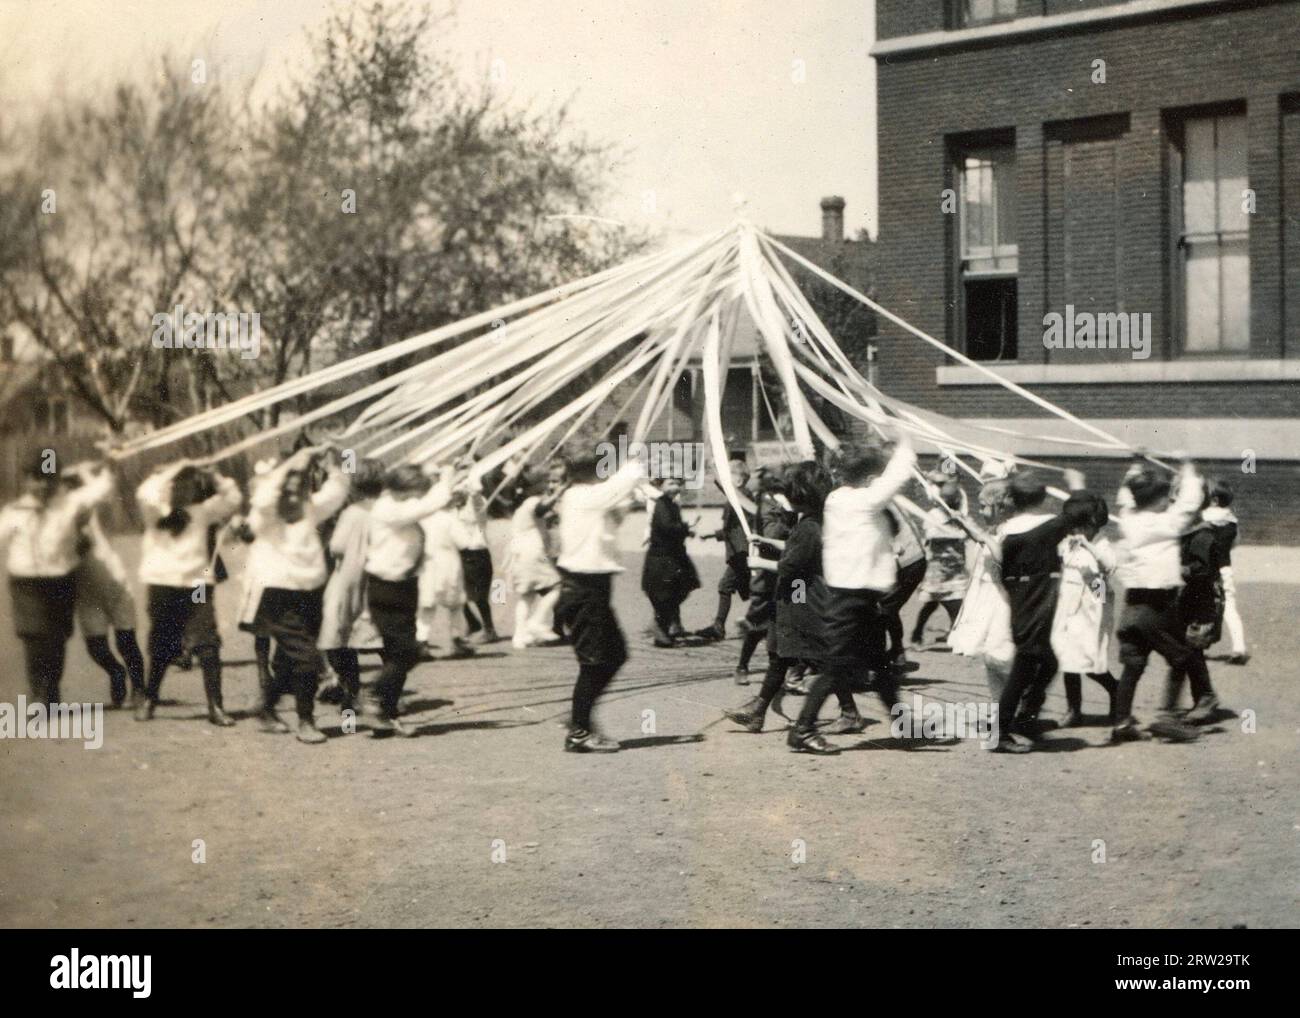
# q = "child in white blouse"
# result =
<box><xmin>135</xmin><ymin>461</ymin><xmax>241</xmax><ymax>724</ymax></box>
<box><xmin>0</xmin><ymin>453</ymin><xmax>112</xmax><ymax>704</ymax></box>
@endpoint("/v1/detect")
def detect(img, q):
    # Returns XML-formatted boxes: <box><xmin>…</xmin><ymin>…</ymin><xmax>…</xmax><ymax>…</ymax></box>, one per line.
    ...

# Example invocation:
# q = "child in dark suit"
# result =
<box><xmin>640</xmin><ymin>475</ymin><xmax>699</xmax><ymax>646</ymax></box>
<box><xmin>987</xmin><ymin>468</ymin><xmax>1086</xmax><ymax>753</ymax></box>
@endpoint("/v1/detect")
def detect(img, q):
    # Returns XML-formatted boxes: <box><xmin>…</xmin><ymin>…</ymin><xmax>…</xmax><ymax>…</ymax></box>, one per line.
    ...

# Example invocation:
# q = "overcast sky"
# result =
<box><xmin>0</xmin><ymin>0</ymin><xmax>877</xmax><ymax>243</ymax></box>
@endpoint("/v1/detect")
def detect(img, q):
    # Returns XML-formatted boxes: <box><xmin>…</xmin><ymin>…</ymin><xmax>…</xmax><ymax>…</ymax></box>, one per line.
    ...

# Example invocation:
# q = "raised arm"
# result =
<box><xmin>1115</xmin><ymin>460</ymin><xmax>1143</xmax><ymax>514</ymax></box>
<box><xmin>857</xmin><ymin>435</ymin><xmax>916</xmax><ymax>511</ymax></box>
<box><xmin>370</xmin><ymin>473</ymin><xmax>453</xmax><ymax>525</ymax></box>
<box><xmin>66</xmin><ymin>464</ymin><xmax>114</xmax><ymax>515</ymax></box>
<box><xmin>1166</xmin><ymin>460</ymin><xmax>1203</xmax><ymax>532</ymax></box>
<box><xmin>135</xmin><ymin>462</ymin><xmax>189</xmax><ymax>524</ymax></box>
<box><xmin>328</xmin><ymin>505</ymin><xmax>362</xmax><ymax>557</ymax></box>
<box><xmin>309</xmin><ymin>460</ymin><xmax>352</xmax><ymax>524</ymax></box>
<box><xmin>575</xmin><ymin>458</ymin><xmax>647</xmax><ymax>511</ymax></box>
<box><xmin>197</xmin><ymin>474</ymin><xmax>243</xmax><ymax>526</ymax></box>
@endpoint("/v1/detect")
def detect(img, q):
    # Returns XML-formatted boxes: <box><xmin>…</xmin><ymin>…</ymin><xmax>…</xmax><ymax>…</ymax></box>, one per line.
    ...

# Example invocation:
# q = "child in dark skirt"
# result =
<box><xmin>0</xmin><ymin>453</ymin><xmax>113</xmax><ymax>704</ymax></box>
<box><xmin>1159</xmin><ymin>489</ymin><xmax>1225</xmax><ymax>727</ymax></box>
<box><xmin>1112</xmin><ymin>457</ymin><xmax>1204</xmax><ymax>744</ymax></box>
<box><xmin>640</xmin><ymin>475</ymin><xmax>699</xmax><ymax>646</ymax></box>
<box><xmin>818</xmin><ymin>433</ymin><xmax>917</xmax><ymax>750</ymax></box>
<box><xmin>246</xmin><ymin>447</ymin><xmax>351</xmax><ymax>743</ymax></box>
<box><xmin>723</xmin><ymin>460</ymin><xmax>862</xmax><ymax>751</ymax></box>
<box><xmin>362</xmin><ymin>464</ymin><xmax>455</xmax><ymax>735</ymax></box>
<box><xmin>135</xmin><ymin>461</ymin><xmax>242</xmax><ymax>724</ymax></box>
<box><xmin>987</xmin><ymin>468</ymin><xmax>1087</xmax><ymax>752</ymax></box>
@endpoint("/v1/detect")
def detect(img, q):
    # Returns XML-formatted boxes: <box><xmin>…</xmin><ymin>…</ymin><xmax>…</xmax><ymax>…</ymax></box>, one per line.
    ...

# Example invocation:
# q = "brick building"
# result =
<box><xmin>870</xmin><ymin>0</ymin><xmax>1300</xmax><ymax>540</ymax></box>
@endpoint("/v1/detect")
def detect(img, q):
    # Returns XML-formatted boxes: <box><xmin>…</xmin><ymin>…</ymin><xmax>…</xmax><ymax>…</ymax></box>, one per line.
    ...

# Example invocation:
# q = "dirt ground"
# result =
<box><xmin>1</xmin><ymin>529</ymin><xmax>1296</xmax><ymax>929</ymax></box>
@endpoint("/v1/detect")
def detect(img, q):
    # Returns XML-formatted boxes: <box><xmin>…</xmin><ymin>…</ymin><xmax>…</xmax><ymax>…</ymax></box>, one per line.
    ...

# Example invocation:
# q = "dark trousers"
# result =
<box><xmin>823</xmin><ymin>587</ymin><xmax>897</xmax><ymax>712</ymax></box>
<box><xmin>460</xmin><ymin>548</ymin><xmax>497</xmax><ymax>636</ymax></box>
<box><xmin>571</xmin><ymin>663</ymin><xmax>619</xmax><ymax>731</ymax></box>
<box><xmin>556</xmin><ymin>570</ymin><xmax>627</xmax><ymax>731</ymax></box>
<box><xmin>1164</xmin><ymin>651</ymin><xmax>1214</xmax><ymax>711</ymax></box>
<box><xmin>327</xmin><ymin>648</ymin><xmax>362</xmax><ymax>706</ymax></box>
<box><xmin>1064</xmin><ymin>672</ymin><xmax>1118</xmax><ymax>716</ymax></box>
<box><xmin>648</xmin><ymin>594</ymin><xmax>683</xmax><ymax>637</ymax></box>
<box><xmin>910</xmin><ymin>598</ymin><xmax>963</xmax><ymax>644</ymax></box>
<box><xmin>1116</xmin><ymin>589</ymin><xmax>1191</xmax><ymax>723</ymax></box>
<box><xmin>21</xmin><ymin>636</ymin><xmax>67</xmax><ymax>705</ymax></box>
<box><xmin>714</xmin><ymin>558</ymin><xmax>750</xmax><ymax>627</ymax></box>
<box><xmin>998</xmin><ymin>646</ymin><xmax>1057</xmax><ymax>734</ymax></box>
<box><xmin>757</xmin><ymin>652</ymin><xmax>854</xmax><ymax>731</ymax></box>
<box><xmin>881</xmin><ymin>559</ymin><xmax>926</xmax><ymax>658</ymax></box>
<box><xmin>366</xmin><ymin>575</ymin><xmax>421</xmax><ymax>719</ymax></box>
<box><xmin>10</xmin><ymin>574</ymin><xmax>76</xmax><ymax>705</ymax></box>
<box><xmin>85</xmin><ymin>631</ymin><xmax>145</xmax><ymax>704</ymax></box>
<box><xmin>260</xmin><ymin>588</ymin><xmax>325</xmax><ymax>721</ymax></box>
<box><xmin>145</xmin><ymin>585</ymin><xmax>222</xmax><ymax>707</ymax></box>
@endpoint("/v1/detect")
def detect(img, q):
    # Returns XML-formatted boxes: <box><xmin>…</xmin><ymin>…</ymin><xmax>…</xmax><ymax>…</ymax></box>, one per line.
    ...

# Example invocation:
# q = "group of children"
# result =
<box><xmin>0</xmin><ymin>446</ymin><xmax>525</xmax><ymax>742</ymax></box>
<box><xmin>714</xmin><ymin>439</ymin><xmax>1248</xmax><ymax>754</ymax></box>
<box><xmin>0</xmin><ymin>431</ymin><xmax>1250</xmax><ymax>757</ymax></box>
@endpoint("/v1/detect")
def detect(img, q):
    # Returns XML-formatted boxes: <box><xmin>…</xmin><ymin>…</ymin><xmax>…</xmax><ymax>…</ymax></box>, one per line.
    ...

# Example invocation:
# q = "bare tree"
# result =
<box><xmin>1</xmin><ymin>0</ymin><xmax>647</xmax><ymax>438</ymax></box>
<box><xmin>0</xmin><ymin>61</ymin><xmax>241</xmax><ymax>431</ymax></box>
<box><xmin>236</xmin><ymin>0</ymin><xmax>648</xmax><ymax>403</ymax></box>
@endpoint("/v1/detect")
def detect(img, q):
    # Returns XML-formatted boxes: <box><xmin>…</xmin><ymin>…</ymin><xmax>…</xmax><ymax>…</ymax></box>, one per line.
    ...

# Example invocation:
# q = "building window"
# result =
<box><xmin>1174</xmin><ymin>108</ymin><xmax>1249</xmax><ymax>353</ymax></box>
<box><xmin>957</xmin><ymin>142</ymin><xmax>1018</xmax><ymax>361</ymax></box>
<box><xmin>952</xmin><ymin>0</ymin><xmax>1018</xmax><ymax>29</ymax></box>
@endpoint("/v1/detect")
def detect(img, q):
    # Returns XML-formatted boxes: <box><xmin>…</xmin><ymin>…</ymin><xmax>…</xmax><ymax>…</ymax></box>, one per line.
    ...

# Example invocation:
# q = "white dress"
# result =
<box><xmin>948</xmin><ymin>530</ymin><xmax>1014</xmax><ymax>669</ymax></box>
<box><xmin>506</xmin><ymin>496</ymin><xmax>560</xmax><ymax>594</ymax></box>
<box><xmin>419</xmin><ymin>509</ymin><xmax>466</xmax><ymax>610</ymax></box>
<box><xmin>1050</xmin><ymin>535</ymin><xmax>1115</xmax><ymax>674</ymax></box>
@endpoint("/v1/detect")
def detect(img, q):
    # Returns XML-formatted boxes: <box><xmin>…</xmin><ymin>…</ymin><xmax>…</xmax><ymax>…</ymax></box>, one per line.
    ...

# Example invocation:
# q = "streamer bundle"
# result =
<box><xmin>110</xmin><ymin>220</ymin><xmax>1146</xmax><ymax>523</ymax></box>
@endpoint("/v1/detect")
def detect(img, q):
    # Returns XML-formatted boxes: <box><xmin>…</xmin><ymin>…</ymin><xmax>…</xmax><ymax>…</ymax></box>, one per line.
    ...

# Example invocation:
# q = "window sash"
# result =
<box><xmin>1179</xmin><ymin>111</ymin><xmax>1249</xmax><ymax>353</ymax></box>
<box><xmin>957</xmin><ymin>0</ymin><xmax>1018</xmax><ymax>28</ymax></box>
<box><xmin>959</xmin><ymin>148</ymin><xmax>1017</xmax><ymax>263</ymax></box>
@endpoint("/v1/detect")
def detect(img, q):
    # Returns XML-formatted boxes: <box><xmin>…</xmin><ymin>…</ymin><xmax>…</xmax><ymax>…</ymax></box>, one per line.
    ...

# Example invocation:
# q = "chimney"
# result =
<box><xmin>820</xmin><ymin>195</ymin><xmax>846</xmax><ymax>243</ymax></box>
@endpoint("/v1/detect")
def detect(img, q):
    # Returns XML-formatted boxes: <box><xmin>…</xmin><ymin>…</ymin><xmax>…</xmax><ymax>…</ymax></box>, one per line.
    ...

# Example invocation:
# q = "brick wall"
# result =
<box><xmin>910</xmin><ymin>454</ymin><xmax>1298</xmax><ymax>544</ymax></box>
<box><xmin>1284</xmin><ymin>95</ymin><xmax>1300</xmax><ymax>356</ymax></box>
<box><xmin>1043</xmin><ymin>0</ymin><xmax>1125</xmax><ymax>15</ymax></box>
<box><xmin>873</xmin><ymin>0</ymin><xmax>1300</xmax><ymax>418</ymax></box>
<box><xmin>876</xmin><ymin>0</ymin><xmax>946</xmax><ymax>40</ymax></box>
<box><xmin>872</xmin><ymin>0</ymin><xmax>1300</xmax><ymax>537</ymax></box>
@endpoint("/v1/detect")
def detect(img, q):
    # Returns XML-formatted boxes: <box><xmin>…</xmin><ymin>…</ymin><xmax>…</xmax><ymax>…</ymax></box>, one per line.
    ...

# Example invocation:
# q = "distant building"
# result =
<box><xmin>594</xmin><ymin>197</ymin><xmax>874</xmax><ymax>482</ymax></box>
<box><xmin>0</xmin><ymin>329</ymin><xmax>111</xmax><ymax>504</ymax></box>
<box><xmin>871</xmin><ymin>0</ymin><xmax>1300</xmax><ymax>540</ymax></box>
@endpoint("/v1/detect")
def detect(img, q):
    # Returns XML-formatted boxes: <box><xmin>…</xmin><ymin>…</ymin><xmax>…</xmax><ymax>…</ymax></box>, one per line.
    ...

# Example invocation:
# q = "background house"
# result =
<box><xmin>590</xmin><ymin>197</ymin><xmax>875</xmax><ymax>498</ymax></box>
<box><xmin>871</xmin><ymin>0</ymin><xmax>1300</xmax><ymax>540</ymax></box>
<box><xmin>0</xmin><ymin>328</ymin><xmax>113</xmax><ymax>507</ymax></box>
